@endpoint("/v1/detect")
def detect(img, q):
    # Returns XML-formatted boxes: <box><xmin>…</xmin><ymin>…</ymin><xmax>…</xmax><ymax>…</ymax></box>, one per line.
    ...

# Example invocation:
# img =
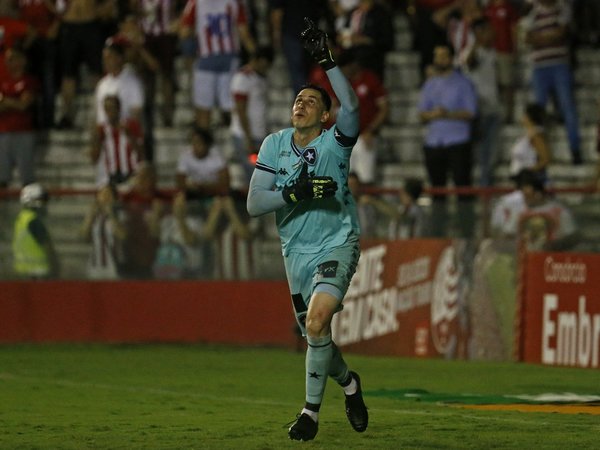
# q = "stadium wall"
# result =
<box><xmin>0</xmin><ymin>280</ymin><xmax>297</xmax><ymax>347</ymax></box>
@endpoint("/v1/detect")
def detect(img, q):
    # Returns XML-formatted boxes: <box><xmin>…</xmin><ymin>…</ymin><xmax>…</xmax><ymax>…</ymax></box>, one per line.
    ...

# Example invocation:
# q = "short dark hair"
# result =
<box><xmin>516</xmin><ymin>169</ymin><xmax>545</xmax><ymax>193</ymax></box>
<box><xmin>191</xmin><ymin>126</ymin><xmax>214</xmax><ymax>147</ymax></box>
<box><xmin>525</xmin><ymin>103</ymin><xmax>546</xmax><ymax>126</ymax></box>
<box><xmin>298</xmin><ymin>83</ymin><xmax>332</xmax><ymax>111</ymax></box>
<box><xmin>404</xmin><ymin>178</ymin><xmax>423</xmax><ymax>200</ymax></box>
<box><xmin>254</xmin><ymin>45</ymin><xmax>274</xmax><ymax>63</ymax></box>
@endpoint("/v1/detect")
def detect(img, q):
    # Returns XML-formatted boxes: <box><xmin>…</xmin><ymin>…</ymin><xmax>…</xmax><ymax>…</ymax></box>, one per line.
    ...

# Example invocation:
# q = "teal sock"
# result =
<box><xmin>328</xmin><ymin>342</ymin><xmax>350</xmax><ymax>385</ymax></box>
<box><xmin>305</xmin><ymin>335</ymin><xmax>333</xmax><ymax>405</ymax></box>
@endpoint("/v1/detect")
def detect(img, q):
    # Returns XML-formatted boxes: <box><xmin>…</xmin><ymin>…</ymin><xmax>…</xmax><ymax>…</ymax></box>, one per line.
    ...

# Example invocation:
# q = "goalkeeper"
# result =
<box><xmin>246</xmin><ymin>18</ymin><xmax>367</xmax><ymax>442</ymax></box>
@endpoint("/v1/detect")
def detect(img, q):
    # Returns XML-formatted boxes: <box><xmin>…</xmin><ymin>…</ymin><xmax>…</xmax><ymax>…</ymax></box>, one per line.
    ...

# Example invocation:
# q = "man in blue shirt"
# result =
<box><xmin>418</xmin><ymin>44</ymin><xmax>478</xmax><ymax>237</ymax></box>
<box><xmin>246</xmin><ymin>18</ymin><xmax>368</xmax><ymax>441</ymax></box>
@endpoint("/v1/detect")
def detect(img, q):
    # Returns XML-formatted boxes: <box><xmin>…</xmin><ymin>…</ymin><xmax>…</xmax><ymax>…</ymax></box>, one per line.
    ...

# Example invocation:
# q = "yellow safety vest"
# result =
<box><xmin>12</xmin><ymin>209</ymin><xmax>50</xmax><ymax>276</ymax></box>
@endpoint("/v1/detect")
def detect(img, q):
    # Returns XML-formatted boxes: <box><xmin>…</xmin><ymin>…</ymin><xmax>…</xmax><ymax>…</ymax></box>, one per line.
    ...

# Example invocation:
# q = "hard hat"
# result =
<box><xmin>20</xmin><ymin>183</ymin><xmax>48</xmax><ymax>207</ymax></box>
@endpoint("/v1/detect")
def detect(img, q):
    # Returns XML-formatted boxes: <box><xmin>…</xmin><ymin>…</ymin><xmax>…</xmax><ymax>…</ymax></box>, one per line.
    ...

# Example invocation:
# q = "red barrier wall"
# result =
<box><xmin>521</xmin><ymin>252</ymin><xmax>600</xmax><ymax>369</ymax></box>
<box><xmin>0</xmin><ymin>281</ymin><xmax>297</xmax><ymax>347</ymax></box>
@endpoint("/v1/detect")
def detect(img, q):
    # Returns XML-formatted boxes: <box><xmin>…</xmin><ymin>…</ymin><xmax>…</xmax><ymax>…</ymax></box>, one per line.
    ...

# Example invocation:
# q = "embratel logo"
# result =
<box><xmin>430</xmin><ymin>247</ymin><xmax>459</xmax><ymax>355</ymax></box>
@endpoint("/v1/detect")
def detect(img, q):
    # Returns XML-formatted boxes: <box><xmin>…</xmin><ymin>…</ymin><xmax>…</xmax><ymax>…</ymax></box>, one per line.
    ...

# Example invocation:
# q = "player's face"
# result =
<box><xmin>291</xmin><ymin>89</ymin><xmax>329</xmax><ymax>129</ymax></box>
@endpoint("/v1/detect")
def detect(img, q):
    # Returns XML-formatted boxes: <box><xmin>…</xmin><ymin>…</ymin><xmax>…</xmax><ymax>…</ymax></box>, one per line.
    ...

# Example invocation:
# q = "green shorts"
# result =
<box><xmin>283</xmin><ymin>239</ymin><xmax>360</xmax><ymax>335</ymax></box>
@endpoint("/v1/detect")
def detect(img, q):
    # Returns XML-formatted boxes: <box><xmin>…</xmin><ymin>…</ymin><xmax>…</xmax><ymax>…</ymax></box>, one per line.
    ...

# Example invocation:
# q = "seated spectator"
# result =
<box><xmin>489</xmin><ymin>170</ymin><xmax>528</xmax><ymax>239</ymax></box>
<box><xmin>119</xmin><ymin>162</ymin><xmax>166</xmax><ymax>279</ymax></box>
<box><xmin>508</xmin><ymin>103</ymin><xmax>550</xmax><ymax>185</ymax></box>
<box><xmin>176</xmin><ymin>126</ymin><xmax>230</xmax><ymax>200</ymax></box>
<box><xmin>154</xmin><ymin>191</ymin><xmax>222</xmax><ymax>280</ymax></box>
<box><xmin>80</xmin><ymin>183</ymin><xmax>127</xmax><ymax>280</ymax></box>
<box><xmin>0</xmin><ymin>46</ymin><xmax>39</xmax><ymax>188</ymax></box>
<box><xmin>89</xmin><ymin>95</ymin><xmax>144</xmax><ymax>187</ymax></box>
<box><xmin>517</xmin><ymin>169</ymin><xmax>581</xmax><ymax>252</ymax></box>
<box><xmin>12</xmin><ymin>183</ymin><xmax>59</xmax><ymax>279</ymax></box>
<box><xmin>360</xmin><ymin>177</ymin><xmax>428</xmax><ymax>239</ymax></box>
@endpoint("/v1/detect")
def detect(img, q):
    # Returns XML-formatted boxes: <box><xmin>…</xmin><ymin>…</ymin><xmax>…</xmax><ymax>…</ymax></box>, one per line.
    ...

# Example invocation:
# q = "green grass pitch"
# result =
<box><xmin>0</xmin><ymin>344</ymin><xmax>598</xmax><ymax>449</ymax></box>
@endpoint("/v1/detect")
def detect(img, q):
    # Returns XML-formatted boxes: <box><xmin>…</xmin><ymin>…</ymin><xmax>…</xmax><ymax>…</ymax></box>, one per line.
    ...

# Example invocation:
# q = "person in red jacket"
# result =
<box><xmin>0</xmin><ymin>46</ymin><xmax>39</xmax><ymax>188</ymax></box>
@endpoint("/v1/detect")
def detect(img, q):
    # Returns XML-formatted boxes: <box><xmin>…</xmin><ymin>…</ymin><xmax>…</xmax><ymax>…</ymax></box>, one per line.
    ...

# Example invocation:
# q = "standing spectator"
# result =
<box><xmin>12</xmin><ymin>183</ymin><xmax>59</xmax><ymax>279</ymax></box>
<box><xmin>179</xmin><ymin>0</ymin><xmax>256</xmax><ymax>130</ymax></box>
<box><xmin>230</xmin><ymin>46</ymin><xmax>274</xmax><ymax>186</ymax></box>
<box><xmin>0</xmin><ymin>46</ymin><xmax>38</xmax><ymax>188</ymax></box>
<box><xmin>0</xmin><ymin>1</ymin><xmax>36</xmax><ymax>76</ymax></box>
<box><xmin>269</xmin><ymin>0</ymin><xmax>325</xmax><ymax>96</ymax></box>
<box><xmin>336</xmin><ymin>0</ymin><xmax>395</xmax><ymax>81</ymax></box>
<box><xmin>132</xmin><ymin>0</ymin><xmax>180</xmax><ymax>128</ymax></box>
<box><xmin>89</xmin><ymin>95</ymin><xmax>144</xmax><ymax>187</ymax></box>
<box><xmin>80</xmin><ymin>183</ymin><xmax>127</xmax><ymax>280</ymax></box>
<box><xmin>418</xmin><ymin>44</ymin><xmax>478</xmax><ymax>237</ymax></box>
<box><xmin>360</xmin><ymin>177</ymin><xmax>428</xmax><ymax>239</ymax></box>
<box><xmin>433</xmin><ymin>0</ymin><xmax>482</xmax><ymax>66</ymax></box>
<box><xmin>94</xmin><ymin>39</ymin><xmax>145</xmax><ymax>128</ymax></box>
<box><xmin>484</xmin><ymin>0</ymin><xmax>520</xmax><ymax>123</ymax></box>
<box><xmin>120</xmin><ymin>162</ymin><xmax>166</xmax><ymax>279</ymax></box>
<box><xmin>461</xmin><ymin>16</ymin><xmax>503</xmax><ymax>187</ymax></box>
<box><xmin>518</xmin><ymin>168</ymin><xmax>580</xmax><ymax>251</ymax></box>
<box><xmin>176</xmin><ymin>126</ymin><xmax>230</xmax><ymax>199</ymax></box>
<box><xmin>18</xmin><ymin>0</ymin><xmax>60</xmax><ymax>129</ymax></box>
<box><xmin>309</xmin><ymin>49</ymin><xmax>389</xmax><ymax>185</ymax></box>
<box><xmin>508</xmin><ymin>102</ymin><xmax>551</xmax><ymax>184</ymax></box>
<box><xmin>55</xmin><ymin>0</ymin><xmax>107</xmax><ymax>129</ymax></box>
<box><xmin>522</xmin><ymin>0</ymin><xmax>582</xmax><ymax>164</ymax></box>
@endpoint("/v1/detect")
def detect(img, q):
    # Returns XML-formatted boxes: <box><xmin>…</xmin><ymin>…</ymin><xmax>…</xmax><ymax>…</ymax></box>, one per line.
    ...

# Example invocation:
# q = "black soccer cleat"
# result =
<box><xmin>345</xmin><ymin>371</ymin><xmax>368</xmax><ymax>432</ymax></box>
<box><xmin>288</xmin><ymin>413</ymin><xmax>318</xmax><ymax>441</ymax></box>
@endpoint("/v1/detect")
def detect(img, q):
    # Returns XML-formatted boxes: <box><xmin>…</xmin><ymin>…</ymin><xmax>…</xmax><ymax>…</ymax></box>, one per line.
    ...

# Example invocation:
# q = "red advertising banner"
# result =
<box><xmin>521</xmin><ymin>252</ymin><xmax>600</xmax><ymax>369</ymax></box>
<box><xmin>332</xmin><ymin>239</ymin><xmax>470</xmax><ymax>358</ymax></box>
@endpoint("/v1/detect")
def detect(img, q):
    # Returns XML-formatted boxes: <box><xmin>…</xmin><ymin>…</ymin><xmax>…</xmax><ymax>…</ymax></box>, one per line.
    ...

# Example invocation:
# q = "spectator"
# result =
<box><xmin>329</xmin><ymin>0</ymin><xmax>360</xmax><ymax>35</ymax></box>
<box><xmin>407</xmin><ymin>0</ymin><xmax>455</xmax><ymax>81</ymax></box>
<box><xmin>119</xmin><ymin>162</ymin><xmax>165</xmax><ymax>279</ymax></box>
<box><xmin>176</xmin><ymin>126</ymin><xmax>230</xmax><ymax>199</ymax></box>
<box><xmin>489</xmin><ymin>169</ymin><xmax>528</xmax><ymax>239</ymax></box>
<box><xmin>518</xmin><ymin>168</ymin><xmax>581</xmax><ymax>251</ymax></box>
<box><xmin>347</xmin><ymin>171</ymin><xmax>377</xmax><ymax>237</ymax></box>
<box><xmin>131</xmin><ymin>0</ymin><xmax>180</xmax><ymax>128</ymax></box>
<box><xmin>93</xmin><ymin>39</ymin><xmax>145</xmax><ymax>130</ymax></box>
<box><xmin>89</xmin><ymin>94</ymin><xmax>144</xmax><ymax>187</ymax></box>
<box><xmin>522</xmin><ymin>0</ymin><xmax>582</xmax><ymax>165</ymax></box>
<box><xmin>461</xmin><ymin>16</ymin><xmax>503</xmax><ymax>187</ymax></box>
<box><xmin>360</xmin><ymin>177</ymin><xmax>428</xmax><ymax>239</ymax></box>
<box><xmin>12</xmin><ymin>183</ymin><xmax>59</xmax><ymax>279</ymax></box>
<box><xmin>153</xmin><ymin>191</ymin><xmax>221</xmax><ymax>280</ymax></box>
<box><xmin>483</xmin><ymin>0</ymin><xmax>520</xmax><ymax>123</ymax></box>
<box><xmin>336</xmin><ymin>0</ymin><xmax>395</xmax><ymax>81</ymax></box>
<box><xmin>230</xmin><ymin>45</ymin><xmax>275</xmax><ymax>186</ymax></box>
<box><xmin>179</xmin><ymin>0</ymin><xmax>256</xmax><ymax>129</ymax></box>
<box><xmin>80</xmin><ymin>183</ymin><xmax>127</xmax><ymax>280</ymax></box>
<box><xmin>55</xmin><ymin>0</ymin><xmax>106</xmax><ymax>129</ymax></box>
<box><xmin>17</xmin><ymin>0</ymin><xmax>60</xmax><ymax>129</ymax></box>
<box><xmin>417</xmin><ymin>44</ymin><xmax>478</xmax><ymax>237</ymax></box>
<box><xmin>595</xmin><ymin>97</ymin><xmax>600</xmax><ymax>189</ymax></box>
<box><xmin>0</xmin><ymin>1</ymin><xmax>36</xmax><ymax>76</ymax></box>
<box><xmin>0</xmin><ymin>46</ymin><xmax>38</xmax><ymax>188</ymax></box>
<box><xmin>309</xmin><ymin>49</ymin><xmax>389</xmax><ymax>185</ymax></box>
<box><xmin>433</xmin><ymin>0</ymin><xmax>482</xmax><ymax>66</ymax></box>
<box><xmin>269</xmin><ymin>0</ymin><xmax>325</xmax><ymax>96</ymax></box>
<box><xmin>508</xmin><ymin>102</ymin><xmax>551</xmax><ymax>184</ymax></box>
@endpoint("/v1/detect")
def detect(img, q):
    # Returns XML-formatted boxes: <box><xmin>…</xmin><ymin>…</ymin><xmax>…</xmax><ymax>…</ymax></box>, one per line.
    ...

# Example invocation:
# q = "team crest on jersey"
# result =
<box><xmin>301</xmin><ymin>147</ymin><xmax>317</xmax><ymax>165</ymax></box>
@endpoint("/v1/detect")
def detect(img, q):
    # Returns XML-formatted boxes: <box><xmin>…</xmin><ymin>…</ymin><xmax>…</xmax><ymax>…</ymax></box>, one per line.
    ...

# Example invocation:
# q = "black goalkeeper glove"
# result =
<box><xmin>282</xmin><ymin>162</ymin><xmax>338</xmax><ymax>204</ymax></box>
<box><xmin>300</xmin><ymin>17</ymin><xmax>336</xmax><ymax>71</ymax></box>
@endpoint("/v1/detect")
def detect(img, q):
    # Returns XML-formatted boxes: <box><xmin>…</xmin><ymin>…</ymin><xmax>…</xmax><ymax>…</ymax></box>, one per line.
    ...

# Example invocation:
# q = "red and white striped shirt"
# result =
<box><xmin>181</xmin><ymin>0</ymin><xmax>248</xmax><ymax>58</ymax></box>
<box><xmin>523</xmin><ymin>3</ymin><xmax>571</xmax><ymax>67</ymax></box>
<box><xmin>96</xmin><ymin>119</ymin><xmax>143</xmax><ymax>185</ymax></box>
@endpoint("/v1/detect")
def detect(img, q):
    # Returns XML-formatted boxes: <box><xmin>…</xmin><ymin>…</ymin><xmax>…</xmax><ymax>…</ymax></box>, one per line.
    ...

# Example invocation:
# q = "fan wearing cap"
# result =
<box><xmin>12</xmin><ymin>183</ymin><xmax>60</xmax><ymax>278</ymax></box>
